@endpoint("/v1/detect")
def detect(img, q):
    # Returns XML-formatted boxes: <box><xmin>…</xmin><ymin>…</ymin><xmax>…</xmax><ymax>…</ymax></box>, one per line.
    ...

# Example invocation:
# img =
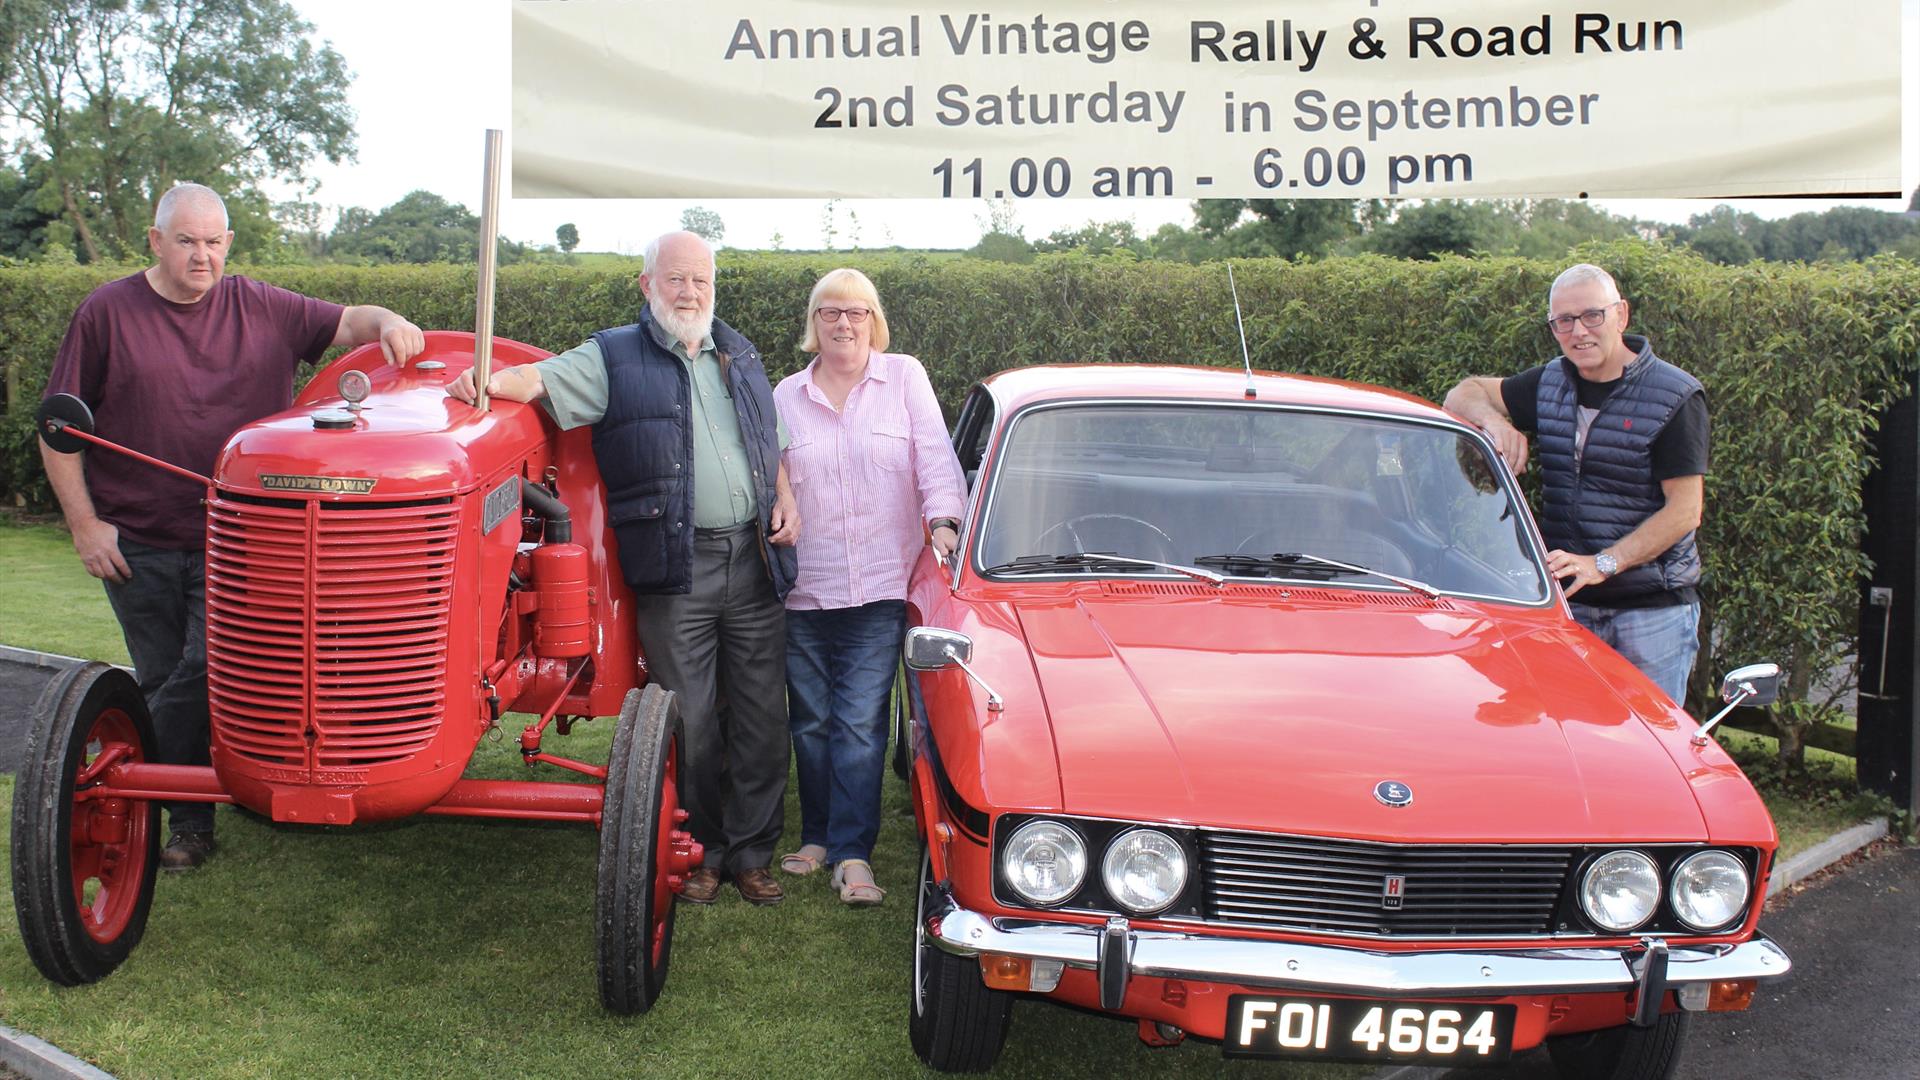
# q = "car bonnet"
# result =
<box><xmin>1004</xmin><ymin>587</ymin><xmax>1714</xmax><ymax>844</ymax></box>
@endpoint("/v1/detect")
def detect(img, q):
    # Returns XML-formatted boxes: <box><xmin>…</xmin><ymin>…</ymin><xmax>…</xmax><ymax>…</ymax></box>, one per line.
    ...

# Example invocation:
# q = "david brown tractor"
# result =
<box><xmin>12</xmin><ymin>133</ymin><xmax>696</xmax><ymax>1014</ymax></box>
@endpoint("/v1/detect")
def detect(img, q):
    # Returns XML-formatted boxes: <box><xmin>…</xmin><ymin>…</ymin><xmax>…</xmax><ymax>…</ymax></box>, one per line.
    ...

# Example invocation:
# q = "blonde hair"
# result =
<box><xmin>800</xmin><ymin>268</ymin><xmax>889</xmax><ymax>353</ymax></box>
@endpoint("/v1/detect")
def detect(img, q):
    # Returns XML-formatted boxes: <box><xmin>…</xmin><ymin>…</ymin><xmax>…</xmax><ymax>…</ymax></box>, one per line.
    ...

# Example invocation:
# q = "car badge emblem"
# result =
<box><xmin>1381</xmin><ymin>874</ymin><xmax>1407</xmax><ymax>910</ymax></box>
<box><xmin>1373</xmin><ymin>780</ymin><xmax>1413</xmax><ymax>808</ymax></box>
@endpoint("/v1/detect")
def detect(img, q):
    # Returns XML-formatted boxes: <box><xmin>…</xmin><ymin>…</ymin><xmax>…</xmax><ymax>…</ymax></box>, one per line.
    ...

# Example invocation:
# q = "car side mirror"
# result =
<box><xmin>904</xmin><ymin>627</ymin><xmax>1002</xmax><ymax>712</ymax></box>
<box><xmin>36</xmin><ymin>393</ymin><xmax>96</xmax><ymax>454</ymax></box>
<box><xmin>905</xmin><ymin>627</ymin><xmax>972</xmax><ymax>670</ymax></box>
<box><xmin>1718</xmin><ymin>663</ymin><xmax>1781</xmax><ymax>708</ymax></box>
<box><xmin>1694</xmin><ymin>662</ymin><xmax>1783</xmax><ymax>746</ymax></box>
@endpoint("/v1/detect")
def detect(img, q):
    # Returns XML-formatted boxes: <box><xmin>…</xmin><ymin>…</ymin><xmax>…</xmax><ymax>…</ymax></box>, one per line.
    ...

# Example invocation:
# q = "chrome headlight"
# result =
<box><xmin>1580</xmin><ymin>850</ymin><xmax>1661</xmax><ymax>932</ymax></box>
<box><xmin>1670</xmin><ymin>851</ymin><xmax>1750</xmax><ymax>931</ymax></box>
<box><xmin>1001</xmin><ymin>819</ymin><xmax>1086</xmax><ymax>906</ymax></box>
<box><xmin>1100</xmin><ymin>829</ymin><xmax>1188</xmax><ymax>914</ymax></box>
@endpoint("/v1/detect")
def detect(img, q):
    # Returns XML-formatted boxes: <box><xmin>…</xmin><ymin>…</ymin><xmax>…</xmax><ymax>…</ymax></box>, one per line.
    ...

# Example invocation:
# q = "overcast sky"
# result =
<box><xmin>282</xmin><ymin>0</ymin><xmax>1919</xmax><ymax>254</ymax></box>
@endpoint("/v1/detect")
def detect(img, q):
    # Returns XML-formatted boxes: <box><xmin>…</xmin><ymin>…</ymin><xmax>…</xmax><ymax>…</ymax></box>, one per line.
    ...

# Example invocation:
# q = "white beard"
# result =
<box><xmin>649</xmin><ymin>292</ymin><xmax>714</xmax><ymax>347</ymax></box>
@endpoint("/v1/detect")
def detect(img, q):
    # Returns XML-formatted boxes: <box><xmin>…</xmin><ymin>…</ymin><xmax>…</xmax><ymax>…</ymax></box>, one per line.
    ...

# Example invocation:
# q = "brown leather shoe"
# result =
<box><xmin>680</xmin><ymin>866</ymin><xmax>721</xmax><ymax>904</ymax></box>
<box><xmin>160</xmin><ymin>831</ymin><xmax>216</xmax><ymax>872</ymax></box>
<box><xmin>732</xmin><ymin>867</ymin><xmax>785</xmax><ymax>906</ymax></box>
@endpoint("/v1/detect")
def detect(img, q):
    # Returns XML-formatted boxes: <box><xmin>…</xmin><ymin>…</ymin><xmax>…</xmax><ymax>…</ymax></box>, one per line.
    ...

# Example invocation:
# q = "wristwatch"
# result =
<box><xmin>929</xmin><ymin>517</ymin><xmax>961</xmax><ymax>533</ymax></box>
<box><xmin>1594</xmin><ymin>551</ymin><xmax>1619</xmax><ymax>578</ymax></box>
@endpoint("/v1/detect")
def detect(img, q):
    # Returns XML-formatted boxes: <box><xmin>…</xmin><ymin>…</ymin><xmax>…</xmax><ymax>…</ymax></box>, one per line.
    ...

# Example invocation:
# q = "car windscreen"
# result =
<box><xmin>976</xmin><ymin>402</ymin><xmax>1550</xmax><ymax>604</ymax></box>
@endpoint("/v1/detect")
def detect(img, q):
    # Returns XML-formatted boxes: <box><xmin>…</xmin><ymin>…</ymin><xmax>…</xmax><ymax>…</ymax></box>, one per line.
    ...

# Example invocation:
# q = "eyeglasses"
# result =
<box><xmin>815</xmin><ymin>306</ymin><xmax>871</xmax><ymax>324</ymax></box>
<box><xmin>1546</xmin><ymin>303</ymin><xmax>1618</xmax><ymax>334</ymax></box>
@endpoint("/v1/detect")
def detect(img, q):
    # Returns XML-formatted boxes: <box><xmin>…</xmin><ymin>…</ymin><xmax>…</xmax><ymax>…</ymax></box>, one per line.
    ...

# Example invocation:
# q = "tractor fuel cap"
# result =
<box><xmin>312</xmin><ymin>409</ymin><xmax>356</xmax><ymax>430</ymax></box>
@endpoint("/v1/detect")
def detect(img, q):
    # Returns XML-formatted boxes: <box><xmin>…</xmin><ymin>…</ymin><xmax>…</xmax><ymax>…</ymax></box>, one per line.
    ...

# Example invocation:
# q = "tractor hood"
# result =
<box><xmin>217</xmin><ymin>340</ymin><xmax>550</xmax><ymax>499</ymax></box>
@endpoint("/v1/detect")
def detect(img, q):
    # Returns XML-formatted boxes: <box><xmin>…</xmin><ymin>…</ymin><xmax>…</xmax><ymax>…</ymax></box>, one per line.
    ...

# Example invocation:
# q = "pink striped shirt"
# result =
<box><xmin>776</xmin><ymin>351</ymin><xmax>967</xmax><ymax>611</ymax></box>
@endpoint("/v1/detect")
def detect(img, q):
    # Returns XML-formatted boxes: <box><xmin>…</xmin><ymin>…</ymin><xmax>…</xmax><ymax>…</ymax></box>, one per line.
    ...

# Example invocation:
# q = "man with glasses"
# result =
<box><xmin>449</xmin><ymin>230</ymin><xmax>801</xmax><ymax>906</ymax></box>
<box><xmin>1444</xmin><ymin>263</ymin><xmax>1707</xmax><ymax>704</ymax></box>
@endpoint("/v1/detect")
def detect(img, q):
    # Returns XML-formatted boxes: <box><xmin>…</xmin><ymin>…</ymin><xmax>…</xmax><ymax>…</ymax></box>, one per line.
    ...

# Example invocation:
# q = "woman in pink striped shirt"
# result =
<box><xmin>773</xmin><ymin>268</ymin><xmax>966</xmax><ymax>906</ymax></box>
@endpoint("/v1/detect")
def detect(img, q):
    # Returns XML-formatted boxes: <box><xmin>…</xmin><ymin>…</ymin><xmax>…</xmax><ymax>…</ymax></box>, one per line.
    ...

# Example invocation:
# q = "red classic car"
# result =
<box><xmin>900</xmin><ymin>365</ymin><xmax>1788</xmax><ymax>1077</ymax></box>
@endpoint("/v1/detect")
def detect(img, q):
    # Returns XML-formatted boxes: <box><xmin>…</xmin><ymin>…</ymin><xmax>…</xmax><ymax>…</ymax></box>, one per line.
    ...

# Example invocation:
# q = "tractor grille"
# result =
<box><xmin>1201</xmin><ymin>831</ymin><xmax>1574</xmax><ymax>937</ymax></box>
<box><xmin>205</xmin><ymin>494</ymin><xmax>458</xmax><ymax>770</ymax></box>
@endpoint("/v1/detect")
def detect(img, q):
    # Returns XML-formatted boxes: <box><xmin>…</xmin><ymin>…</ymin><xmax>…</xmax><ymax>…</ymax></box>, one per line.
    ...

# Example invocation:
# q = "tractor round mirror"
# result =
<box><xmin>35</xmin><ymin>394</ymin><xmax>95</xmax><ymax>454</ymax></box>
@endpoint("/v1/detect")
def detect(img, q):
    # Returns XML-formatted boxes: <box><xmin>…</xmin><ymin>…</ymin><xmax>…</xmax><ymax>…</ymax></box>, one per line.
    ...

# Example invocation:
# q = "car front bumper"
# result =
<box><xmin>926</xmin><ymin>891</ymin><xmax>1791</xmax><ymax>1018</ymax></box>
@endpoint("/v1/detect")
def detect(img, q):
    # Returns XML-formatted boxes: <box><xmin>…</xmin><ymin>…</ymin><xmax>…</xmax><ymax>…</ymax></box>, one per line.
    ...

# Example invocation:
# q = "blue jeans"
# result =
<box><xmin>786</xmin><ymin>601</ymin><xmax>906</xmax><ymax>864</ymax></box>
<box><xmin>102</xmin><ymin>539</ymin><xmax>214</xmax><ymax>835</ymax></box>
<box><xmin>1570</xmin><ymin>600</ymin><xmax>1702</xmax><ymax>706</ymax></box>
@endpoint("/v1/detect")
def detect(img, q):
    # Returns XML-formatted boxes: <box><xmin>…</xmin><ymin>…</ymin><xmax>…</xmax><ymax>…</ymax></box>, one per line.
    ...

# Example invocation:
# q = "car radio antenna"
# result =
<box><xmin>1228</xmin><ymin>263</ymin><xmax>1255</xmax><ymax>399</ymax></box>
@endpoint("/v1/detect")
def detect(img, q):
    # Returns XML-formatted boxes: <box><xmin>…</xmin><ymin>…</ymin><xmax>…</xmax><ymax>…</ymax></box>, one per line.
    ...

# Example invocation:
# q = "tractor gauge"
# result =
<box><xmin>338</xmin><ymin>369</ymin><xmax>372</xmax><ymax>412</ymax></box>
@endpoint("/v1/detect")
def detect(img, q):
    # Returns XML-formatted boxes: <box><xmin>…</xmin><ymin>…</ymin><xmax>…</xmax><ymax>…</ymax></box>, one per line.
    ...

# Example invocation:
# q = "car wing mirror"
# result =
<box><xmin>36</xmin><ymin>393</ymin><xmax>96</xmax><ymax>454</ymax></box>
<box><xmin>904</xmin><ymin>627</ymin><xmax>1002</xmax><ymax>712</ymax></box>
<box><xmin>1693</xmin><ymin>662</ymin><xmax>1782</xmax><ymax>746</ymax></box>
<box><xmin>906</xmin><ymin>627</ymin><xmax>972</xmax><ymax>669</ymax></box>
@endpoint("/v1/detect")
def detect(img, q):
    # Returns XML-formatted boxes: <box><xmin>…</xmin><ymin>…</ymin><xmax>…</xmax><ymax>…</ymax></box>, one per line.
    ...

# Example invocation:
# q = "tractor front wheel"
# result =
<box><xmin>596</xmin><ymin>684</ymin><xmax>694</xmax><ymax>1014</ymax></box>
<box><xmin>11</xmin><ymin>662</ymin><xmax>161</xmax><ymax>985</ymax></box>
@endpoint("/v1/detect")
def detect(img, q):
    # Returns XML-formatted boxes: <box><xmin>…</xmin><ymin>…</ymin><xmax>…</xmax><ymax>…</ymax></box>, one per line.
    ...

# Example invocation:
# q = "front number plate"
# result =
<box><xmin>1224</xmin><ymin>996</ymin><xmax>1515</xmax><ymax>1065</ymax></box>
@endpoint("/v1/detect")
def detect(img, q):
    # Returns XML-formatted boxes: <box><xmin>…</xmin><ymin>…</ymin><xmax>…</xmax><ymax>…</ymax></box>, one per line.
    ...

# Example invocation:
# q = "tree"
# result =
<box><xmin>1188</xmin><ymin>199</ymin><xmax>1373</xmax><ymax>260</ymax></box>
<box><xmin>330</xmin><ymin>190</ymin><xmax>478</xmax><ymax>264</ymax></box>
<box><xmin>680</xmin><ymin>206</ymin><xmax>724</xmax><ymax>243</ymax></box>
<box><xmin>556</xmin><ymin>222</ymin><xmax>580</xmax><ymax>253</ymax></box>
<box><xmin>968</xmin><ymin>231</ymin><xmax>1032</xmax><ymax>263</ymax></box>
<box><xmin>0</xmin><ymin>160</ymin><xmax>57</xmax><ymax>258</ymax></box>
<box><xmin>1361</xmin><ymin>200</ymin><xmax>1510</xmax><ymax>260</ymax></box>
<box><xmin>273</xmin><ymin>198</ymin><xmax>327</xmax><ymax>261</ymax></box>
<box><xmin>0</xmin><ymin>0</ymin><xmax>355</xmax><ymax>262</ymax></box>
<box><xmin>1035</xmin><ymin>220</ymin><xmax>1148</xmax><ymax>257</ymax></box>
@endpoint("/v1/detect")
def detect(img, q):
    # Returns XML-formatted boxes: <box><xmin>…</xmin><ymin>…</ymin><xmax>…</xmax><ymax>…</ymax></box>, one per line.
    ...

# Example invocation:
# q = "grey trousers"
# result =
<box><xmin>631</xmin><ymin>524</ymin><xmax>789</xmax><ymax>875</ymax></box>
<box><xmin>101</xmin><ymin>539</ymin><xmax>213</xmax><ymax>835</ymax></box>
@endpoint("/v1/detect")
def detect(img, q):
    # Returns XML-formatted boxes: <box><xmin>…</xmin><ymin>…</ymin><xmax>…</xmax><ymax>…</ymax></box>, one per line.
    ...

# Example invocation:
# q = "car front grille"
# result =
<box><xmin>205</xmin><ymin>494</ymin><xmax>458</xmax><ymax>770</ymax></box>
<box><xmin>1201</xmin><ymin>830</ymin><xmax>1575</xmax><ymax>937</ymax></box>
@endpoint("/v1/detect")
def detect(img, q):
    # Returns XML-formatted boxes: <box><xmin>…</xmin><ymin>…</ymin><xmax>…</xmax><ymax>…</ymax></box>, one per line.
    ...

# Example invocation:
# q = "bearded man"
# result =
<box><xmin>450</xmin><ymin>230</ymin><xmax>799</xmax><ymax>905</ymax></box>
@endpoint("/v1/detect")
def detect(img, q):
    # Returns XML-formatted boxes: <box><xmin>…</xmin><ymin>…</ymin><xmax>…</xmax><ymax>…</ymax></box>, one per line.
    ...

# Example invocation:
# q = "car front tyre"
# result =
<box><xmin>1547</xmin><ymin>1011</ymin><xmax>1688</xmax><ymax>1080</ymax></box>
<box><xmin>909</xmin><ymin>847</ymin><xmax>1012</xmax><ymax>1072</ymax></box>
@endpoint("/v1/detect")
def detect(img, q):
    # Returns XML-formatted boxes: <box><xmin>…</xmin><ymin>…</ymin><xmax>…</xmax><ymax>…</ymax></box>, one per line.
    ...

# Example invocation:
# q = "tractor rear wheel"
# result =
<box><xmin>597</xmin><ymin>684</ymin><xmax>691</xmax><ymax>1014</ymax></box>
<box><xmin>11</xmin><ymin>662</ymin><xmax>161</xmax><ymax>985</ymax></box>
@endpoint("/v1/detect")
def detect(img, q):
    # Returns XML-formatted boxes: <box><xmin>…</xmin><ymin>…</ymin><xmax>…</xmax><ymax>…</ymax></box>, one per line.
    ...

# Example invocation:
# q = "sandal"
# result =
<box><xmin>830</xmin><ymin>858</ymin><xmax>886</xmax><ymax>906</ymax></box>
<box><xmin>779</xmin><ymin>844</ymin><xmax>827</xmax><ymax>876</ymax></box>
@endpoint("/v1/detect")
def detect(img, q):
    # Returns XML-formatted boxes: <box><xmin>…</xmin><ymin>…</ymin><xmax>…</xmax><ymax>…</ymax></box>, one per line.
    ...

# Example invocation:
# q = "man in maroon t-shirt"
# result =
<box><xmin>40</xmin><ymin>182</ymin><xmax>426</xmax><ymax>870</ymax></box>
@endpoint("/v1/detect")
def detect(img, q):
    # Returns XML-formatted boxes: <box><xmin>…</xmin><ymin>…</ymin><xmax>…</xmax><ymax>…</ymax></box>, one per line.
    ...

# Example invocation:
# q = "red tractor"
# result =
<box><xmin>16</xmin><ymin>328</ymin><xmax>697</xmax><ymax>1013</ymax></box>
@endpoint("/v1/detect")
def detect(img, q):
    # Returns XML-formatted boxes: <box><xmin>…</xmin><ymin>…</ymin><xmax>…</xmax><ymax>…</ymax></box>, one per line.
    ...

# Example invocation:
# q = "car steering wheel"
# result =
<box><xmin>1034</xmin><ymin>514</ymin><xmax>1178</xmax><ymax>564</ymax></box>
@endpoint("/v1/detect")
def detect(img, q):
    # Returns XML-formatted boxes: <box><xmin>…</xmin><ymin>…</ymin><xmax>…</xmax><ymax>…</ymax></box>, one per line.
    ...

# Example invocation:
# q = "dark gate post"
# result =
<box><xmin>1858</xmin><ymin>374</ymin><xmax>1920</xmax><ymax>811</ymax></box>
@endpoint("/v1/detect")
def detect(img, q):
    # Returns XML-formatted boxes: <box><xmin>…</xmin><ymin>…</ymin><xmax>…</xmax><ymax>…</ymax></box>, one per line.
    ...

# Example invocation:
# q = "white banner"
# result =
<box><xmin>512</xmin><ymin>1</ymin><xmax>1902</xmax><ymax>201</ymax></box>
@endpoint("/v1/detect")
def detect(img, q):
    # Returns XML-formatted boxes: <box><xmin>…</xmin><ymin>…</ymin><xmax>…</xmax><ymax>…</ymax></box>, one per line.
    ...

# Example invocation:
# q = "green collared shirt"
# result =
<box><xmin>533</xmin><ymin>320</ymin><xmax>786</xmax><ymax>528</ymax></box>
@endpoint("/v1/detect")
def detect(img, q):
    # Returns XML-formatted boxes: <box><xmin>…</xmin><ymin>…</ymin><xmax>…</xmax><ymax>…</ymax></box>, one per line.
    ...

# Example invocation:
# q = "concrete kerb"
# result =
<box><xmin>0</xmin><ymin>644</ymin><xmax>1898</xmax><ymax>1079</ymax></box>
<box><xmin>0</xmin><ymin>645</ymin><xmax>129</xmax><ymax>674</ymax></box>
<box><xmin>0</xmin><ymin>1023</ymin><xmax>116</xmax><ymax>1080</ymax></box>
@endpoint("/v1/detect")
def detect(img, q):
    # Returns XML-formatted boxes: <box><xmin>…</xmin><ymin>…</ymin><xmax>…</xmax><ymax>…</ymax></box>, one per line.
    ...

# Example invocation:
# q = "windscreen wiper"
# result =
<box><xmin>983</xmin><ymin>552</ymin><xmax>1225</xmax><ymax>586</ymax></box>
<box><xmin>1194</xmin><ymin>552</ymin><xmax>1441</xmax><ymax>598</ymax></box>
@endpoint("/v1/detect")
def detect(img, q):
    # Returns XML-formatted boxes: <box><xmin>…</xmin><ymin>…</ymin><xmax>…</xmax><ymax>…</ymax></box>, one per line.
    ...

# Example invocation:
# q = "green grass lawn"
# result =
<box><xmin>0</xmin><ymin>519</ymin><xmax>129</xmax><ymax>665</ymax></box>
<box><xmin>0</xmin><ymin>747</ymin><xmax>1362</xmax><ymax>1080</ymax></box>
<box><xmin>0</xmin><ymin>520</ymin><xmax>1881</xmax><ymax>1077</ymax></box>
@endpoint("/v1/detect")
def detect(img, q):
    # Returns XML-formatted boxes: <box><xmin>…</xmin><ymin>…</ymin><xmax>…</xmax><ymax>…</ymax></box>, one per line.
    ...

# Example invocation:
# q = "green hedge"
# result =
<box><xmin>6</xmin><ymin>246</ymin><xmax>1918</xmax><ymax>734</ymax></box>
